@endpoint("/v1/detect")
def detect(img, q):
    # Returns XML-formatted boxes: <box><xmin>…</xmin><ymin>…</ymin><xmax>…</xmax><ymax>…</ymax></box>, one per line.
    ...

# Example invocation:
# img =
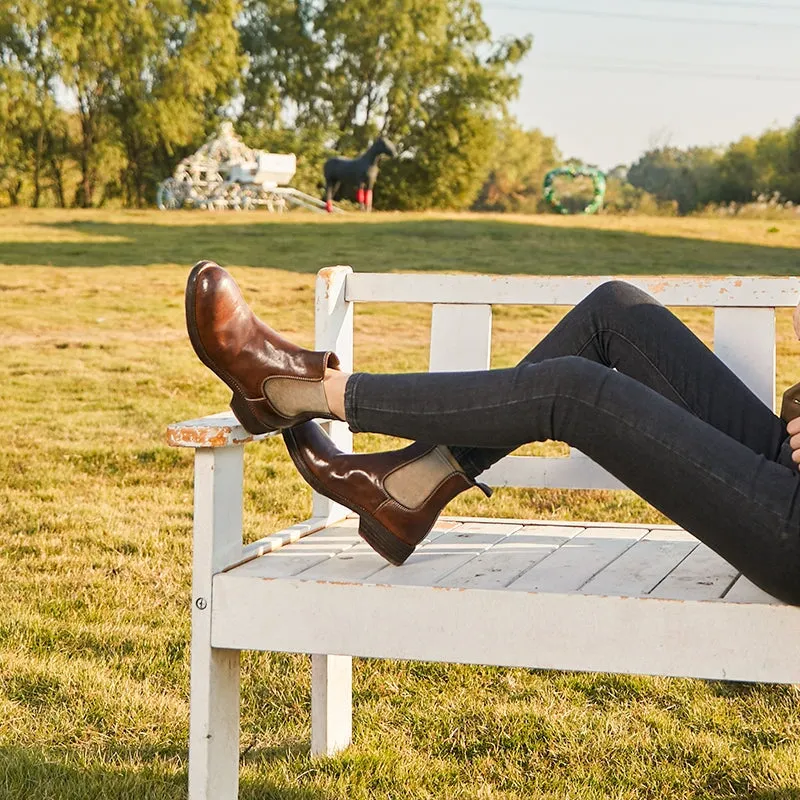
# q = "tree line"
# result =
<box><xmin>623</xmin><ymin>122</ymin><xmax>800</xmax><ymax>215</ymax></box>
<box><xmin>0</xmin><ymin>0</ymin><xmax>536</xmax><ymax>210</ymax></box>
<box><xmin>1</xmin><ymin>0</ymin><xmax>797</xmax><ymax>214</ymax></box>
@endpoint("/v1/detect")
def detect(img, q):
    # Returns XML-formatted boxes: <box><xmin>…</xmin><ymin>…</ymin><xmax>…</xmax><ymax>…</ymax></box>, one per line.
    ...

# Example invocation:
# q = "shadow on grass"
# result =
<box><xmin>2</xmin><ymin>218</ymin><xmax>798</xmax><ymax>276</ymax></box>
<box><xmin>744</xmin><ymin>793</ymin><xmax>800</xmax><ymax>800</ymax></box>
<box><xmin>0</xmin><ymin>745</ymin><xmax>330</xmax><ymax>800</ymax></box>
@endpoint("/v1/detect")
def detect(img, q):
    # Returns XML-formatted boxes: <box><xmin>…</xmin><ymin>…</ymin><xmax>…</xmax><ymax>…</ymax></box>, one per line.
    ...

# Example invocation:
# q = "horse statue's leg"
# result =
<box><xmin>365</xmin><ymin>179</ymin><xmax>375</xmax><ymax>212</ymax></box>
<box><xmin>356</xmin><ymin>184</ymin><xmax>366</xmax><ymax>210</ymax></box>
<box><xmin>326</xmin><ymin>181</ymin><xmax>335</xmax><ymax>213</ymax></box>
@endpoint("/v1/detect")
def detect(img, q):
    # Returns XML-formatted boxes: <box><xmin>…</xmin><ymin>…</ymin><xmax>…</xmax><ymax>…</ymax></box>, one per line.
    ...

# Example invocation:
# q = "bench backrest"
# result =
<box><xmin>316</xmin><ymin>268</ymin><xmax>800</xmax><ymax>493</ymax></box>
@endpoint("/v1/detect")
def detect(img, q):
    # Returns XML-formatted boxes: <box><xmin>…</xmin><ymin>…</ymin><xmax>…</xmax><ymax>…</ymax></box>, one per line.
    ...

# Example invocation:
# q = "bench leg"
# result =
<box><xmin>189</xmin><ymin>645</ymin><xmax>240</xmax><ymax>799</ymax></box>
<box><xmin>189</xmin><ymin>446</ymin><xmax>244</xmax><ymax>799</ymax></box>
<box><xmin>311</xmin><ymin>654</ymin><xmax>352</xmax><ymax>756</ymax></box>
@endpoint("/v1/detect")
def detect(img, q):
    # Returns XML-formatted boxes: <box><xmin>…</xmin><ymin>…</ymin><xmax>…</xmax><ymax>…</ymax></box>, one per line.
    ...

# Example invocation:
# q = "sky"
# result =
<box><xmin>480</xmin><ymin>0</ymin><xmax>800</xmax><ymax>170</ymax></box>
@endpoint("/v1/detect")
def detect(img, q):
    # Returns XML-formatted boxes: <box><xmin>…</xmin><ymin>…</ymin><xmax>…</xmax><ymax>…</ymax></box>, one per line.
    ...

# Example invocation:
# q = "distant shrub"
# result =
<box><xmin>697</xmin><ymin>192</ymin><xmax>800</xmax><ymax>220</ymax></box>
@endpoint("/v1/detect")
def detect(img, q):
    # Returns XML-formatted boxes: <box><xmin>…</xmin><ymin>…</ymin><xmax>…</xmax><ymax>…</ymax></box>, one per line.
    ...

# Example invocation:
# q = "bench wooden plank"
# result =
<box><xmin>714</xmin><ymin>307</ymin><xmax>775</xmax><ymax>410</ymax></box>
<box><xmin>649</xmin><ymin>544</ymin><xmax>739</xmax><ymax>600</ymax></box>
<box><xmin>367</xmin><ymin>522</ymin><xmax>517</xmax><ymax>587</ymax></box>
<box><xmin>231</xmin><ymin>522</ymin><xmax>362</xmax><ymax>579</ymax></box>
<box><xmin>725</xmin><ymin>575</ymin><xmax>782</xmax><ymax>604</ymax></box>
<box><xmin>167</xmin><ymin>411</ymin><xmax>277</xmax><ymax>449</ymax></box>
<box><xmin>296</xmin><ymin>542</ymin><xmax>388</xmax><ymax>582</ymax></box>
<box><xmin>296</xmin><ymin>522</ymin><xmax>459</xmax><ymax>583</ymax></box>
<box><xmin>211</xmin><ymin>575</ymin><xmax>800</xmax><ymax>683</ymax></box>
<box><xmin>507</xmin><ymin>527</ymin><xmax>649</xmax><ymax>592</ymax></box>
<box><xmin>429</xmin><ymin>304</ymin><xmax>492</xmax><ymax>372</ymax></box>
<box><xmin>346</xmin><ymin>274</ymin><xmax>800</xmax><ymax>308</ymax></box>
<box><xmin>580</xmin><ymin>531</ymin><xmax>698</xmax><ymax>598</ymax></box>
<box><xmin>481</xmin><ymin>454</ymin><xmax>627</xmax><ymax>490</ymax></box>
<box><xmin>437</xmin><ymin>525</ymin><xmax>585</xmax><ymax>590</ymax></box>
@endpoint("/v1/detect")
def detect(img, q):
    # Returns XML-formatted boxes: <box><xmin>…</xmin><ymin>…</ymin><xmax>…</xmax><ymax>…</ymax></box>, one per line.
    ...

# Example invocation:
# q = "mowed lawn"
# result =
<box><xmin>1</xmin><ymin>209</ymin><xmax>800</xmax><ymax>800</ymax></box>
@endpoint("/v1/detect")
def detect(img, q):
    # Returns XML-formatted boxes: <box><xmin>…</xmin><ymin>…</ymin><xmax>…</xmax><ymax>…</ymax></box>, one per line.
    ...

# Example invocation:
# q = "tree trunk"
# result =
<box><xmin>46</xmin><ymin>128</ymin><xmax>68</xmax><ymax>208</ymax></box>
<box><xmin>8</xmin><ymin>178</ymin><xmax>23</xmax><ymax>205</ymax></box>
<box><xmin>32</xmin><ymin>124</ymin><xmax>45</xmax><ymax>208</ymax></box>
<box><xmin>78</xmin><ymin>96</ymin><xmax>96</xmax><ymax>208</ymax></box>
<box><xmin>50</xmin><ymin>156</ymin><xmax>66</xmax><ymax>207</ymax></box>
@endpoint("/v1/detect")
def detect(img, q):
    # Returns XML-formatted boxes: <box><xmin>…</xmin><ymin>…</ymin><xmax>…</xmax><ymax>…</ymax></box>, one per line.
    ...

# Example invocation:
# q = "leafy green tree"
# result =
<box><xmin>239</xmin><ymin>0</ymin><xmax>530</xmax><ymax>209</ymax></box>
<box><xmin>755</xmin><ymin>128</ymin><xmax>789</xmax><ymax>196</ymax></box>
<box><xmin>716</xmin><ymin>137</ymin><xmax>759</xmax><ymax>203</ymax></box>
<box><xmin>0</xmin><ymin>0</ymin><xmax>66</xmax><ymax>206</ymax></box>
<box><xmin>111</xmin><ymin>0</ymin><xmax>243</xmax><ymax>206</ymax></box>
<box><xmin>0</xmin><ymin>64</ymin><xmax>30</xmax><ymax>204</ymax></box>
<box><xmin>628</xmin><ymin>146</ymin><xmax>721</xmax><ymax>214</ymax></box>
<box><xmin>782</xmin><ymin>118</ymin><xmax>800</xmax><ymax>203</ymax></box>
<box><xmin>40</xmin><ymin>0</ymin><xmax>241</xmax><ymax>207</ymax></box>
<box><xmin>602</xmin><ymin>165</ymin><xmax>671</xmax><ymax>215</ymax></box>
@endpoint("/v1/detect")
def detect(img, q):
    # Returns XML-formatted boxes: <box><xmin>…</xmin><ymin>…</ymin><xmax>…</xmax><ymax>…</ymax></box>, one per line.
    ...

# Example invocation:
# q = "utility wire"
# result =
<box><xmin>483</xmin><ymin>3</ymin><xmax>800</xmax><ymax>29</ymax></box>
<box><xmin>535</xmin><ymin>54</ymin><xmax>799</xmax><ymax>75</ymax></box>
<box><xmin>533</xmin><ymin>62</ymin><xmax>800</xmax><ymax>82</ymax></box>
<box><xmin>636</xmin><ymin>0</ymin><xmax>800</xmax><ymax>11</ymax></box>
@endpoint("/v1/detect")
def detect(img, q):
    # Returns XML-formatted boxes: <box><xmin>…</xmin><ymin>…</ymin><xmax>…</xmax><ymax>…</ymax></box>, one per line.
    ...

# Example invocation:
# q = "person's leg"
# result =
<box><xmin>342</xmin><ymin>357</ymin><xmax>800</xmax><ymax>604</ymax></box>
<box><xmin>447</xmin><ymin>280</ymin><xmax>789</xmax><ymax>478</ymax></box>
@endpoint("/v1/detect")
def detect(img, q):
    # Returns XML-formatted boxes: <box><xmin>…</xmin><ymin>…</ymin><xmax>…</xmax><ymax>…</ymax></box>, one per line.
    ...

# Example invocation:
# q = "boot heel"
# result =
<box><xmin>358</xmin><ymin>517</ymin><xmax>414</xmax><ymax>566</ymax></box>
<box><xmin>230</xmin><ymin>393</ymin><xmax>271</xmax><ymax>435</ymax></box>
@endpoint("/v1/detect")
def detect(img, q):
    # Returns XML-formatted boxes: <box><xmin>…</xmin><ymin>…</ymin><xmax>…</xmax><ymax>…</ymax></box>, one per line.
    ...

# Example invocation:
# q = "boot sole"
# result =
<box><xmin>283</xmin><ymin>427</ymin><xmax>415</xmax><ymax>566</ymax></box>
<box><xmin>185</xmin><ymin>261</ymin><xmax>271</xmax><ymax>435</ymax></box>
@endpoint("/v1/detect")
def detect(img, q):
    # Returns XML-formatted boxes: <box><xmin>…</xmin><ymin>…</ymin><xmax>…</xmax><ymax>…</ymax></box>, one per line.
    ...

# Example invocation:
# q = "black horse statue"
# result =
<box><xmin>323</xmin><ymin>137</ymin><xmax>397</xmax><ymax>212</ymax></box>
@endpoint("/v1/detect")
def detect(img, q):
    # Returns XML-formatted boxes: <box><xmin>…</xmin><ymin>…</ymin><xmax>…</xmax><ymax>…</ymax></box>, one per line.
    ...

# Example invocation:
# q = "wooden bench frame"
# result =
<box><xmin>168</xmin><ymin>268</ymin><xmax>800</xmax><ymax>800</ymax></box>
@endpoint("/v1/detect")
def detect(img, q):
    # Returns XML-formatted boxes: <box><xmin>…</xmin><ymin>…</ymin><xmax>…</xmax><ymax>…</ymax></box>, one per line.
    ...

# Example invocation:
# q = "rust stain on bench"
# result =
<box><xmin>166</xmin><ymin>424</ymin><xmax>253</xmax><ymax>448</ymax></box>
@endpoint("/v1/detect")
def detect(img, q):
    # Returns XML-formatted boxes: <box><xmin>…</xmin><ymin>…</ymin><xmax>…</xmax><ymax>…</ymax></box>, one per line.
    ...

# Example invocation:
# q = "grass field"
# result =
<box><xmin>1</xmin><ymin>209</ymin><xmax>800</xmax><ymax>799</ymax></box>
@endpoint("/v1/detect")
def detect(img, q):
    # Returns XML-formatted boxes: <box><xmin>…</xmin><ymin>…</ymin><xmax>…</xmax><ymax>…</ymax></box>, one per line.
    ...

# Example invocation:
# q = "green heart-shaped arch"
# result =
<box><xmin>544</xmin><ymin>166</ymin><xmax>607</xmax><ymax>215</ymax></box>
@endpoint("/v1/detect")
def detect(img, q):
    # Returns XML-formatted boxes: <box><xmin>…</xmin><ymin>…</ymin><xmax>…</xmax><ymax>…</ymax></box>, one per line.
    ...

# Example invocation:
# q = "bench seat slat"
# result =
<box><xmin>365</xmin><ymin>523</ymin><xmax>518</xmax><ymax>587</ymax></box>
<box><xmin>295</xmin><ymin>543</ymin><xmax>391</xmax><ymax>583</ymax></box>
<box><xmin>231</xmin><ymin>521</ymin><xmax>362</xmax><ymax>579</ymax></box>
<box><xmin>507</xmin><ymin>527</ymin><xmax>649</xmax><ymax>592</ymax></box>
<box><xmin>436</xmin><ymin>525</ymin><xmax>584</xmax><ymax>590</ymax></box>
<box><xmin>649</xmin><ymin>544</ymin><xmax>740</xmax><ymax>601</ymax></box>
<box><xmin>580</xmin><ymin>534</ymin><xmax>699</xmax><ymax>598</ymax></box>
<box><xmin>725</xmin><ymin>574</ymin><xmax>782</xmax><ymax>605</ymax></box>
<box><xmin>294</xmin><ymin>521</ymin><xmax>460</xmax><ymax>583</ymax></box>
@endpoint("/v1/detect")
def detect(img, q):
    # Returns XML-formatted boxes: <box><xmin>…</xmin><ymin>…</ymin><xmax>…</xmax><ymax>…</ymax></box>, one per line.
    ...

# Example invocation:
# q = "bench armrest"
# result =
<box><xmin>166</xmin><ymin>411</ymin><xmax>277</xmax><ymax>448</ymax></box>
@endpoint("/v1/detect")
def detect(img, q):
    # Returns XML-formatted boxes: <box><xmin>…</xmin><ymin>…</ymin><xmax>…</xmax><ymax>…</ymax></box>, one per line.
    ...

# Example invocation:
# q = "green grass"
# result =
<box><xmin>1</xmin><ymin>209</ymin><xmax>800</xmax><ymax>799</ymax></box>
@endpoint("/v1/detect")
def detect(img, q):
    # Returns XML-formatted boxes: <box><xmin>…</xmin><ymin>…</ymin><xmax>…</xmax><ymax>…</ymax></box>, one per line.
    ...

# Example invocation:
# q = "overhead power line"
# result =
<box><xmin>535</xmin><ymin>53</ymin><xmax>799</xmax><ymax>75</ymax></box>
<box><xmin>483</xmin><ymin>3</ymin><xmax>800</xmax><ymax>29</ymax></box>
<box><xmin>534</xmin><ymin>61</ymin><xmax>800</xmax><ymax>82</ymax></box>
<box><xmin>638</xmin><ymin>0</ymin><xmax>800</xmax><ymax>11</ymax></box>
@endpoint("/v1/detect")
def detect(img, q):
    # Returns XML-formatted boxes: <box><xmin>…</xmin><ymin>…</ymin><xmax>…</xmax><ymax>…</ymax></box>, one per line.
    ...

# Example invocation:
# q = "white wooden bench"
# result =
<box><xmin>167</xmin><ymin>268</ymin><xmax>800</xmax><ymax>800</ymax></box>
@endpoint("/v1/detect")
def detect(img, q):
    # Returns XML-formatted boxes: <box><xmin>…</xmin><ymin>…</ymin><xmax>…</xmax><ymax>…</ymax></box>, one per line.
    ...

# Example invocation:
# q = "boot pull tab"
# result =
<box><xmin>472</xmin><ymin>479</ymin><xmax>493</xmax><ymax>498</ymax></box>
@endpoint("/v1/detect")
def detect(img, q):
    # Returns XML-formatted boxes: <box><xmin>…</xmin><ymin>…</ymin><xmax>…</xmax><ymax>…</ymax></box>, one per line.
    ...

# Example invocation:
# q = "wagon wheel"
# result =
<box><xmin>157</xmin><ymin>177</ymin><xmax>187</xmax><ymax>210</ymax></box>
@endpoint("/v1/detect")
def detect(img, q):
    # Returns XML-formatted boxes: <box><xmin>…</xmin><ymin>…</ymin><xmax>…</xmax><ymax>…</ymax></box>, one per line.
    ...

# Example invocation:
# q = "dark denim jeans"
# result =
<box><xmin>344</xmin><ymin>281</ymin><xmax>800</xmax><ymax>605</ymax></box>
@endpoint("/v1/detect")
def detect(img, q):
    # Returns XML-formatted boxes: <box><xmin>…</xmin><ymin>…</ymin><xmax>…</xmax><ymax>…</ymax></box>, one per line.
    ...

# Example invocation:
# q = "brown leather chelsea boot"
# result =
<box><xmin>186</xmin><ymin>260</ymin><xmax>339</xmax><ymax>434</ymax></box>
<box><xmin>283</xmin><ymin>421</ymin><xmax>492</xmax><ymax>565</ymax></box>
